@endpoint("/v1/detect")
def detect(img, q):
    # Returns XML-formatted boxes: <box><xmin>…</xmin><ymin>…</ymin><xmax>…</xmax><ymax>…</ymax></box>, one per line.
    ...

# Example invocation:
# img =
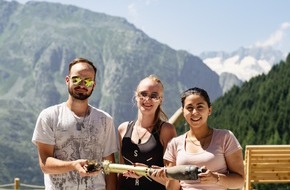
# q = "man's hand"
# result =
<box><xmin>73</xmin><ymin>159</ymin><xmax>102</xmax><ymax>177</ymax></box>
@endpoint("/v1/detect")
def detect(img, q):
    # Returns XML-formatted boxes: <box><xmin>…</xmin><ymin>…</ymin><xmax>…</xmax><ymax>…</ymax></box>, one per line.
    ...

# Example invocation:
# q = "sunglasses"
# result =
<box><xmin>71</xmin><ymin>76</ymin><xmax>95</xmax><ymax>88</ymax></box>
<box><xmin>137</xmin><ymin>91</ymin><xmax>161</xmax><ymax>101</ymax></box>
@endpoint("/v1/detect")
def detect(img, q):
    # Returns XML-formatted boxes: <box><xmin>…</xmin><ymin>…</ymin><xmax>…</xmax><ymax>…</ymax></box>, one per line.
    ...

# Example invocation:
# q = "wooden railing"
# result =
<box><xmin>243</xmin><ymin>145</ymin><xmax>290</xmax><ymax>190</ymax></box>
<box><xmin>0</xmin><ymin>178</ymin><xmax>44</xmax><ymax>190</ymax></box>
<box><xmin>168</xmin><ymin>107</ymin><xmax>182</xmax><ymax>125</ymax></box>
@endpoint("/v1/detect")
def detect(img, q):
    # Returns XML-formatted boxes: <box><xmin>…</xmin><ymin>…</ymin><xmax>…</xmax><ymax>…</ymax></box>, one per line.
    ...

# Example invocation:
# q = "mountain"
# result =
<box><xmin>0</xmin><ymin>0</ymin><xmax>223</xmax><ymax>124</ymax></box>
<box><xmin>210</xmin><ymin>54</ymin><xmax>290</xmax><ymax>147</ymax></box>
<box><xmin>0</xmin><ymin>0</ymin><xmax>222</xmax><ymax>184</ymax></box>
<box><xmin>219</xmin><ymin>72</ymin><xmax>243</xmax><ymax>94</ymax></box>
<box><xmin>200</xmin><ymin>47</ymin><xmax>286</xmax><ymax>82</ymax></box>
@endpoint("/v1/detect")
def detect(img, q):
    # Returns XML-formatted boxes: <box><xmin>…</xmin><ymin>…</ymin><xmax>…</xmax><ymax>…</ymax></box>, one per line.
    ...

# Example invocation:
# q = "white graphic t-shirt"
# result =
<box><xmin>32</xmin><ymin>102</ymin><xmax>119</xmax><ymax>190</ymax></box>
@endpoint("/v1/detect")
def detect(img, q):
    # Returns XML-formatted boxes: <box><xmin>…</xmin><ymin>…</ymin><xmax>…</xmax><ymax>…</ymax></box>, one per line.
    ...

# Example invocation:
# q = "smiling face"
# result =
<box><xmin>183</xmin><ymin>94</ymin><xmax>212</xmax><ymax>129</ymax></box>
<box><xmin>135</xmin><ymin>77</ymin><xmax>163</xmax><ymax>115</ymax></box>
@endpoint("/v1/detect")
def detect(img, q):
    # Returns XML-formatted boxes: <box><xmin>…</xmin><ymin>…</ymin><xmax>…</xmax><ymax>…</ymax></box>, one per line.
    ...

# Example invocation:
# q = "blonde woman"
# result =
<box><xmin>118</xmin><ymin>75</ymin><xmax>177</xmax><ymax>190</ymax></box>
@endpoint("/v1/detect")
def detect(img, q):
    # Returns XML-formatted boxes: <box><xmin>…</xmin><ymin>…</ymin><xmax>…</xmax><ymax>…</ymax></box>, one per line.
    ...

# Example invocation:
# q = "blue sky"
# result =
<box><xmin>10</xmin><ymin>0</ymin><xmax>290</xmax><ymax>55</ymax></box>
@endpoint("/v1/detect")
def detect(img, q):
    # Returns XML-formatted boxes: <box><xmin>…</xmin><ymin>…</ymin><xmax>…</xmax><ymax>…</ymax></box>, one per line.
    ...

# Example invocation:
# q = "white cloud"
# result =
<box><xmin>254</xmin><ymin>22</ymin><xmax>290</xmax><ymax>48</ymax></box>
<box><xmin>203</xmin><ymin>55</ymin><xmax>274</xmax><ymax>81</ymax></box>
<box><xmin>281</xmin><ymin>22</ymin><xmax>290</xmax><ymax>29</ymax></box>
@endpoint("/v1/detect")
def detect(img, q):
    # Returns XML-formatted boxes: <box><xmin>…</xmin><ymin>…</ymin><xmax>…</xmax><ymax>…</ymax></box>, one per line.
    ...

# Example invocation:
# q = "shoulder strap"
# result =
<box><xmin>152</xmin><ymin>121</ymin><xmax>165</xmax><ymax>138</ymax></box>
<box><xmin>124</xmin><ymin>121</ymin><xmax>135</xmax><ymax>138</ymax></box>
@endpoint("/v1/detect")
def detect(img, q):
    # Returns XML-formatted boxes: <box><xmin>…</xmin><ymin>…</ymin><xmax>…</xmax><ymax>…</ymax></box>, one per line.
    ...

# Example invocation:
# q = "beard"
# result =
<box><xmin>68</xmin><ymin>87</ymin><xmax>93</xmax><ymax>100</ymax></box>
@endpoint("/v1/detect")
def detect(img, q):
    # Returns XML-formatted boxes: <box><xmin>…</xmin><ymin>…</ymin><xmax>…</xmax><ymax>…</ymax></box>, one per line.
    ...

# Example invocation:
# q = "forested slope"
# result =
<box><xmin>208</xmin><ymin>54</ymin><xmax>290</xmax><ymax>148</ymax></box>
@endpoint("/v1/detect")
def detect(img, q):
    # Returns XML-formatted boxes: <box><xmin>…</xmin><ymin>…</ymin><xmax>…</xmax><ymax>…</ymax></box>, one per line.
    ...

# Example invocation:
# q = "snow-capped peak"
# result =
<box><xmin>200</xmin><ymin>47</ymin><xmax>286</xmax><ymax>81</ymax></box>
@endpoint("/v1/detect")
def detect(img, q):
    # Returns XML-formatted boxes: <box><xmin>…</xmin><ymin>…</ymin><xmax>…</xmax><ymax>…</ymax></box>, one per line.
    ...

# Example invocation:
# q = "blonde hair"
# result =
<box><xmin>136</xmin><ymin>74</ymin><xmax>168</xmax><ymax>132</ymax></box>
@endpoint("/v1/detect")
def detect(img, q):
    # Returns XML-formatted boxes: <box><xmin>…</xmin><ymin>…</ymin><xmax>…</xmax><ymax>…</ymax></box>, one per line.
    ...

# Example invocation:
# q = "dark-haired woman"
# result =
<box><xmin>163</xmin><ymin>87</ymin><xmax>244</xmax><ymax>190</ymax></box>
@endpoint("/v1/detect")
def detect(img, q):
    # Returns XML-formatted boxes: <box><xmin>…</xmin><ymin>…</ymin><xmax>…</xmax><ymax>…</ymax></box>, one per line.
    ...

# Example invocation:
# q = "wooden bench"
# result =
<box><xmin>244</xmin><ymin>145</ymin><xmax>290</xmax><ymax>190</ymax></box>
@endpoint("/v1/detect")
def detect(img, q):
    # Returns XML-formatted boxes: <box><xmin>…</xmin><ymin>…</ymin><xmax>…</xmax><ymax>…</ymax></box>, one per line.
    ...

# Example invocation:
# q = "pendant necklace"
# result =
<box><xmin>75</xmin><ymin>106</ymin><xmax>90</xmax><ymax>131</ymax></box>
<box><xmin>136</xmin><ymin>126</ymin><xmax>149</xmax><ymax>144</ymax></box>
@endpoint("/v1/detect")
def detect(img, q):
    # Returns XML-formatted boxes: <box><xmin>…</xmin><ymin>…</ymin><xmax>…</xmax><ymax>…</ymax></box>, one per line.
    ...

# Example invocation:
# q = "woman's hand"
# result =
<box><xmin>122</xmin><ymin>162</ymin><xmax>148</xmax><ymax>179</ymax></box>
<box><xmin>149</xmin><ymin>165</ymin><xmax>168</xmax><ymax>185</ymax></box>
<box><xmin>198</xmin><ymin>166</ymin><xmax>221</xmax><ymax>184</ymax></box>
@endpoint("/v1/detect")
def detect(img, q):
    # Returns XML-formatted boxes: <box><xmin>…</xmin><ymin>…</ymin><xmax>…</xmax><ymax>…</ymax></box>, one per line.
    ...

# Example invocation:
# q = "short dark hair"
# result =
<box><xmin>180</xmin><ymin>87</ymin><xmax>211</xmax><ymax>108</ymax></box>
<box><xmin>68</xmin><ymin>57</ymin><xmax>97</xmax><ymax>75</ymax></box>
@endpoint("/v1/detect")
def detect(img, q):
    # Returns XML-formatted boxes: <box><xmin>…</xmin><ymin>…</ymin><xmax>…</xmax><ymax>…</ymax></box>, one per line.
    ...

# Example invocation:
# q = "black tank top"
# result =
<box><xmin>118</xmin><ymin>121</ymin><xmax>165</xmax><ymax>190</ymax></box>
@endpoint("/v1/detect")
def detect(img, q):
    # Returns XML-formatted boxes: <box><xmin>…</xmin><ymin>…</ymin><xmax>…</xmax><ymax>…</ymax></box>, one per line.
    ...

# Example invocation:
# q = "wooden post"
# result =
<box><xmin>14</xmin><ymin>178</ymin><xmax>20</xmax><ymax>190</ymax></box>
<box><xmin>168</xmin><ymin>107</ymin><xmax>182</xmax><ymax>125</ymax></box>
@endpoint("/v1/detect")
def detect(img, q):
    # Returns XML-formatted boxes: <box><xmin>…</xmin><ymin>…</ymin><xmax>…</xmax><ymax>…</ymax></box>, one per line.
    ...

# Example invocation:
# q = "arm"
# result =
<box><xmin>36</xmin><ymin>142</ymin><xmax>92</xmax><ymax>176</ymax></box>
<box><xmin>217</xmin><ymin>149</ymin><xmax>244</xmax><ymax>188</ymax></box>
<box><xmin>102</xmin><ymin>117</ymin><xmax>120</xmax><ymax>190</ymax></box>
<box><xmin>164</xmin><ymin>161</ymin><xmax>181</xmax><ymax>190</ymax></box>
<box><xmin>118</xmin><ymin>122</ymin><xmax>128</xmax><ymax>165</ymax></box>
<box><xmin>117</xmin><ymin>122</ymin><xmax>142</xmax><ymax>179</ymax></box>
<box><xmin>160</xmin><ymin>122</ymin><xmax>177</xmax><ymax>153</ymax></box>
<box><xmin>104</xmin><ymin>153</ymin><xmax>117</xmax><ymax>190</ymax></box>
<box><xmin>149</xmin><ymin>122</ymin><xmax>177</xmax><ymax>185</ymax></box>
<box><xmin>198</xmin><ymin>149</ymin><xmax>244</xmax><ymax>188</ymax></box>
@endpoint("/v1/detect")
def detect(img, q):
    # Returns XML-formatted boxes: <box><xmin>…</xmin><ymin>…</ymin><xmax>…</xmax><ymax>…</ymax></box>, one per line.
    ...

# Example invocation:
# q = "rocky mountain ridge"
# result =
<box><xmin>200</xmin><ymin>47</ymin><xmax>286</xmax><ymax>82</ymax></box>
<box><xmin>0</xmin><ymin>1</ymin><xmax>222</xmax><ymax>183</ymax></box>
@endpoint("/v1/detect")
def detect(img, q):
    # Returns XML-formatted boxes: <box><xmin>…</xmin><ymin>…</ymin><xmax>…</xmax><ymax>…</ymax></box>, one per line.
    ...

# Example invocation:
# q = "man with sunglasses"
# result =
<box><xmin>32</xmin><ymin>57</ymin><xmax>118</xmax><ymax>190</ymax></box>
